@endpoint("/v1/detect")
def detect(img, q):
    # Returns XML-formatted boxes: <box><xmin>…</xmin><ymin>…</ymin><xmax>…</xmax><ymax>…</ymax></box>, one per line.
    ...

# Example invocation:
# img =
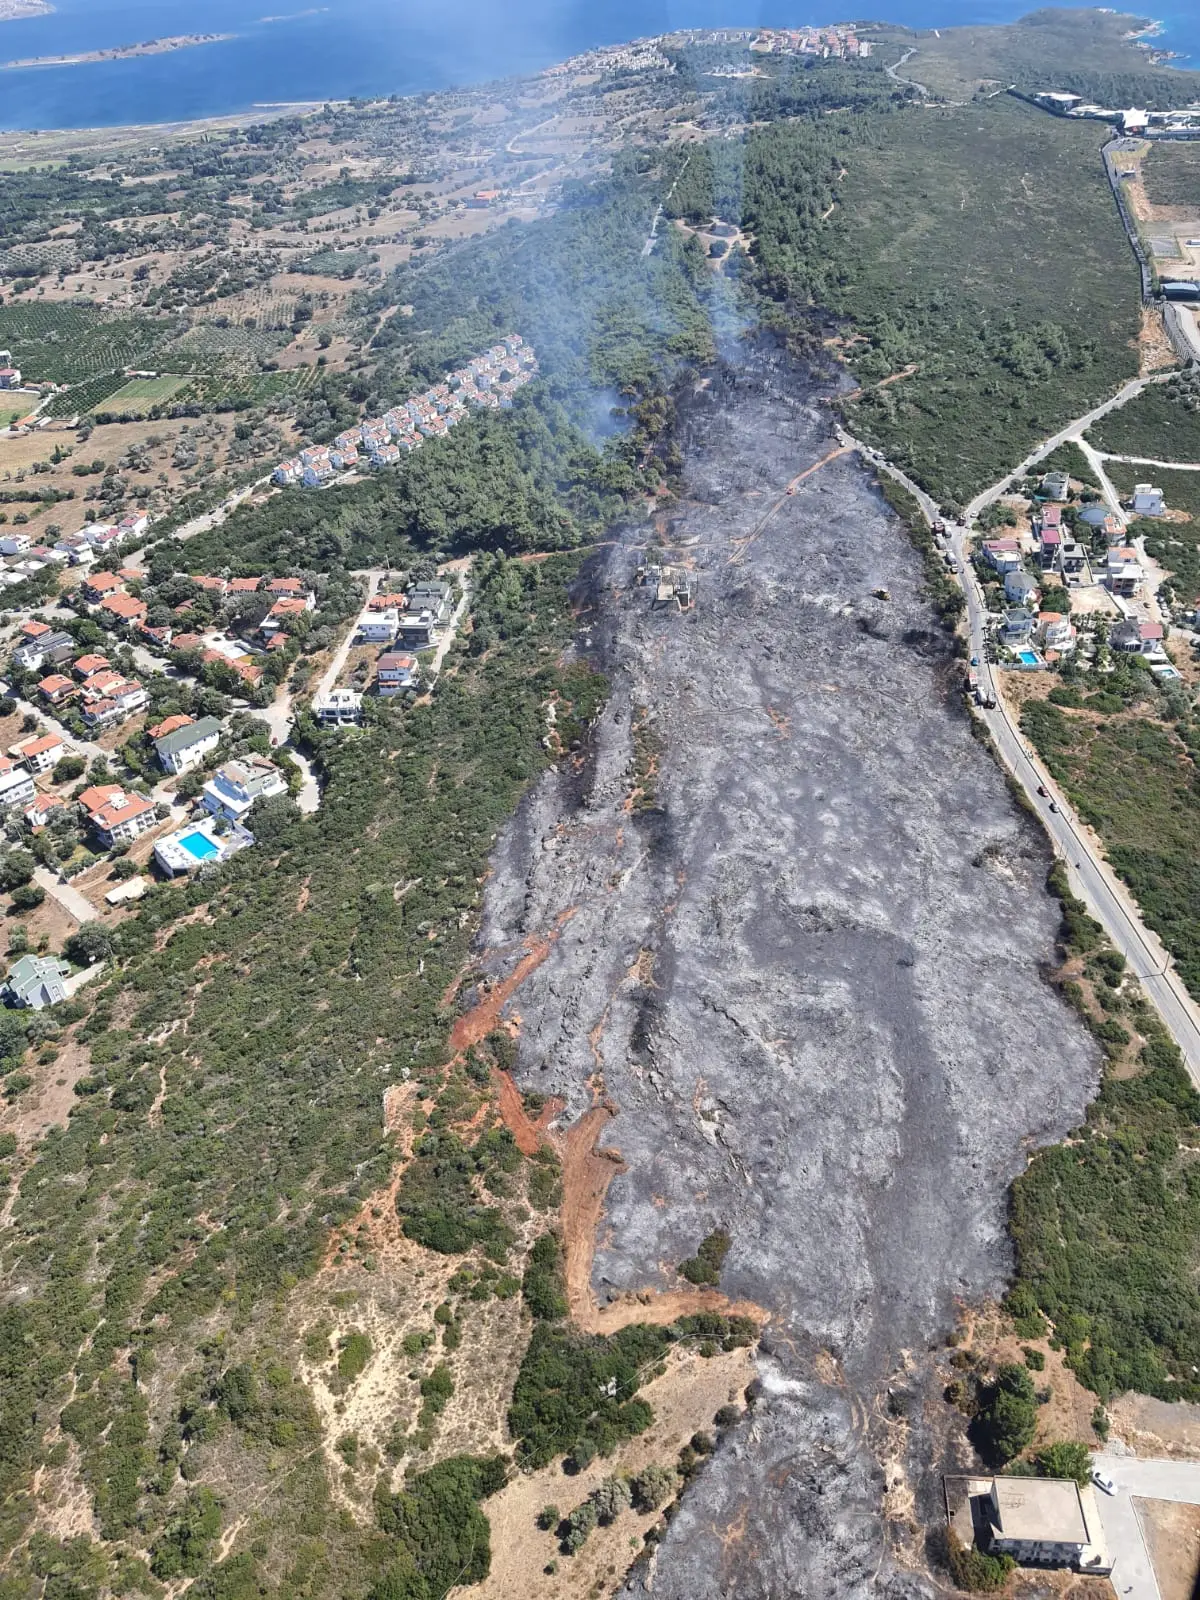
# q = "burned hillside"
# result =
<box><xmin>475</xmin><ymin>343</ymin><xmax>1100</xmax><ymax>1596</ymax></box>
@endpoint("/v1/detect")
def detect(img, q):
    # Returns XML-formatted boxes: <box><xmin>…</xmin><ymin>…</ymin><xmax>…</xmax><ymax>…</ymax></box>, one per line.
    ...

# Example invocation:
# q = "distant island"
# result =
<box><xmin>0</xmin><ymin>0</ymin><xmax>53</xmax><ymax>19</ymax></box>
<box><xmin>1</xmin><ymin>32</ymin><xmax>232</xmax><ymax>69</ymax></box>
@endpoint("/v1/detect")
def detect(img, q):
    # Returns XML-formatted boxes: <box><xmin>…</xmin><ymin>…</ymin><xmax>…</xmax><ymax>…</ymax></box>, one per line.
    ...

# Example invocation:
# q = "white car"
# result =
<box><xmin>1091</xmin><ymin>1467</ymin><xmax>1117</xmax><ymax>1496</ymax></box>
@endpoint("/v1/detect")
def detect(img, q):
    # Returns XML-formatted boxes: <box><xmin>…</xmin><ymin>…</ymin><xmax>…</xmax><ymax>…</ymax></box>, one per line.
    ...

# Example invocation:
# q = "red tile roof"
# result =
<box><xmin>78</xmin><ymin>783</ymin><xmax>124</xmax><ymax>817</ymax></box>
<box><xmin>85</xmin><ymin>571</ymin><xmax>125</xmax><ymax>595</ymax></box>
<box><xmin>101</xmin><ymin>593</ymin><xmax>148</xmax><ymax>622</ymax></box>
<box><xmin>150</xmin><ymin>713</ymin><xmax>193</xmax><ymax>740</ymax></box>
<box><xmin>16</xmin><ymin>734</ymin><xmax>63</xmax><ymax>758</ymax></box>
<box><xmin>93</xmin><ymin>792</ymin><xmax>154</xmax><ymax>832</ymax></box>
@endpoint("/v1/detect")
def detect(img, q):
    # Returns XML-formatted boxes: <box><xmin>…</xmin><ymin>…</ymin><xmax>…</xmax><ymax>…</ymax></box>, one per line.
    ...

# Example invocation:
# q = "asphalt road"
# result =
<box><xmin>838</xmin><ymin>426</ymin><xmax>1200</xmax><ymax>1086</ymax></box>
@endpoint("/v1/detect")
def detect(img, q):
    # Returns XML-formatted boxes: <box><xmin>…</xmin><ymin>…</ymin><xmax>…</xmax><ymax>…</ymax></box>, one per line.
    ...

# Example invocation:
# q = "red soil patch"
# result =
<box><xmin>447</xmin><ymin>908</ymin><xmax>577</xmax><ymax>1054</ymax></box>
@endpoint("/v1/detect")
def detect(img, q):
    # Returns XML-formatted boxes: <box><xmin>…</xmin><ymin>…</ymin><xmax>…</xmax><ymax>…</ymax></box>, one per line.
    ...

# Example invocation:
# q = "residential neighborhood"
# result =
<box><xmin>970</xmin><ymin>463</ymin><xmax>1185</xmax><ymax>682</ymax></box>
<box><xmin>271</xmin><ymin>336</ymin><xmax>539</xmax><ymax>487</ymax></box>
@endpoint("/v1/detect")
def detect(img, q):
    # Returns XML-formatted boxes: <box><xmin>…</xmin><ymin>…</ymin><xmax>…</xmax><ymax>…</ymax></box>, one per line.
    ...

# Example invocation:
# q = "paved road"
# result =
<box><xmin>949</xmin><ymin>511</ymin><xmax>1200</xmax><ymax>1084</ymax></box>
<box><xmin>1076</xmin><ymin>437</ymin><xmax>1129</xmax><ymax>526</ymax></box>
<box><xmin>34</xmin><ymin>866</ymin><xmax>99</xmax><ymax>924</ymax></box>
<box><xmin>884</xmin><ymin>46</ymin><xmax>930</xmax><ymax>97</ymax></box>
<box><xmin>963</xmin><ymin>373</ymin><xmax>1172</xmax><ymax>524</ymax></box>
<box><xmin>1091</xmin><ymin>1452</ymin><xmax>1200</xmax><ymax>1600</ymax></box>
<box><xmin>171</xmin><ymin>473</ymin><xmax>273</xmax><ymax>544</ymax></box>
<box><xmin>839</xmin><ymin>429</ymin><xmax>1200</xmax><ymax>1085</ymax></box>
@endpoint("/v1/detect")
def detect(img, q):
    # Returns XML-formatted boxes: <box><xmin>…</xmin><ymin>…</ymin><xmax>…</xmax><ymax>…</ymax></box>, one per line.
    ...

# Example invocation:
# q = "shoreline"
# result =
<box><xmin>0</xmin><ymin>6</ymin><xmax>1195</xmax><ymax>135</ymax></box>
<box><xmin>0</xmin><ymin>0</ymin><xmax>52</xmax><ymax>19</ymax></box>
<box><xmin>1</xmin><ymin>32</ymin><xmax>233</xmax><ymax>70</ymax></box>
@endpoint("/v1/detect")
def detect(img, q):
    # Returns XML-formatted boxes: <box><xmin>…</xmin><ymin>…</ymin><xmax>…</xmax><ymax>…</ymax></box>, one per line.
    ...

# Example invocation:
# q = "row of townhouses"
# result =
<box><xmin>273</xmin><ymin>336</ymin><xmax>537</xmax><ymax>487</ymax></box>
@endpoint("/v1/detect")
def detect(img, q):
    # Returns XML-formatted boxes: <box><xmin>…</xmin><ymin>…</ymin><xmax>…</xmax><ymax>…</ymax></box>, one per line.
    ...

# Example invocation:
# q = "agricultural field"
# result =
<box><xmin>0</xmin><ymin>303</ymin><xmax>182</xmax><ymax>385</ymax></box>
<box><xmin>42</xmin><ymin>372</ymin><xmax>131</xmax><ymax>419</ymax></box>
<box><xmin>0</xmin><ymin>410</ymin><xmax>293</xmax><ymax>543</ymax></box>
<box><xmin>99</xmin><ymin>374</ymin><xmax>192</xmax><ymax>413</ymax></box>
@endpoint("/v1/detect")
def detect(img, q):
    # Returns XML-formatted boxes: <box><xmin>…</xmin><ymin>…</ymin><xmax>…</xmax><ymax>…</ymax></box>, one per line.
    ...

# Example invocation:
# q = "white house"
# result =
<box><xmin>1106</xmin><ymin>546</ymin><xmax>1143</xmax><ymax>597</ymax></box>
<box><xmin>0</xmin><ymin>533</ymin><xmax>32</xmax><ymax>555</ymax></box>
<box><xmin>357</xmin><ymin>608</ymin><xmax>400</xmax><ymax>644</ymax></box>
<box><xmin>202</xmin><ymin>756</ymin><xmax>288</xmax><ymax>823</ymax></box>
<box><xmin>314</xmin><ymin>688</ymin><xmax>363</xmax><ymax>726</ymax></box>
<box><xmin>79</xmin><ymin>784</ymin><xmax>157</xmax><ymax>847</ymax></box>
<box><xmin>154</xmin><ymin>714</ymin><xmax>223</xmax><ymax>775</ymax></box>
<box><xmin>986</xmin><ymin>1477</ymin><xmax>1110</xmax><ymax>1572</ymax></box>
<box><xmin>1131</xmin><ymin>482</ymin><xmax>1164</xmax><ymax>516</ymax></box>
<box><xmin>982</xmin><ymin>539</ymin><xmax>1023</xmax><ymax>576</ymax></box>
<box><xmin>0</xmin><ymin>764</ymin><xmax>36</xmax><ymax>811</ymax></box>
<box><xmin>1004</xmin><ymin>570</ymin><xmax>1039</xmax><ymax>605</ymax></box>
<box><xmin>9</xmin><ymin>733</ymin><xmax>66</xmax><ymax>775</ymax></box>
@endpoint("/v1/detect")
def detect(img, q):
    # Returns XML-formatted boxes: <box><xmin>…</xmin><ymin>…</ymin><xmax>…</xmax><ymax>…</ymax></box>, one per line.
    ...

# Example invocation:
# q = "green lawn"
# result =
<box><xmin>100</xmin><ymin>374</ymin><xmax>190</xmax><ymax>413</ymax></box>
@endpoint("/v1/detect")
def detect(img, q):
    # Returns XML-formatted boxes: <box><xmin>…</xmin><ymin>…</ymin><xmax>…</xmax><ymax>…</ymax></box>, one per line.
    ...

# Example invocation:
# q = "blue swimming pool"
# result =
<box><xmin>1017</xmin><ymin>650</ymin><xmax>1040</xmax><ymax>668</ymax></box>
<box><xmin>178</xmin><ymin>831</ymin><xmax>220</xmax><ymax>863</ymax></box>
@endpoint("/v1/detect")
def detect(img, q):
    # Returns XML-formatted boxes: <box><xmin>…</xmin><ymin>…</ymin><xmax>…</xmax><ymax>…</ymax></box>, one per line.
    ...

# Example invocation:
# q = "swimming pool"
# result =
<box><xmin>1017</xmin><ymin>649</ymin><xmax>1040</xmax><ymax>668</ymax></box>
<box><xmin>177</xmin><ymin>830</ymin><xmax>221</xmax><ymax>863</ymax></box>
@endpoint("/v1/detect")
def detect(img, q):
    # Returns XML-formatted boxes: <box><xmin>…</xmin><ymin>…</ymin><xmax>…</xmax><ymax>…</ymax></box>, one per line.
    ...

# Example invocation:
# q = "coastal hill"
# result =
<box><xmin>0</xmin><ymin>12</ymin><xmax>1198</xmax><ymax>1600</ymax></box>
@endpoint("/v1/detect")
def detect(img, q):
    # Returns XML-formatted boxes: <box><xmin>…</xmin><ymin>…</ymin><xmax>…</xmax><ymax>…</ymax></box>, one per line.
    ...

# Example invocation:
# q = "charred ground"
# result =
<box><xmin>475</xmin><ymin>341</ymin><xmax>1101</xmax><ymax>1596</ymax></box>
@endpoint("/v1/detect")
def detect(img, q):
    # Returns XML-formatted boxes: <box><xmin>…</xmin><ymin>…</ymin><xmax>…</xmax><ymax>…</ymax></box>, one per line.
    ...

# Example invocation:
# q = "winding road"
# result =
<box><xmin>838</xmin><ymin>408</ymin><xmax>1200</xmax><ymax>1084</ymax></box>
<box><xmin>884</xmin><ymin>47</ymin><xmax>929</xmax><ymax>98</ymax></box>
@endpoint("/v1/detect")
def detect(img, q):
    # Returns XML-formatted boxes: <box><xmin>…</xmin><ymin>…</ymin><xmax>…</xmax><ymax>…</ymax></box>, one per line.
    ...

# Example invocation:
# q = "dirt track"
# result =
<box><xmin>474</xmin><ymin>341</ymin><xmax>1100</xmax><ymax>1597</ymax></box>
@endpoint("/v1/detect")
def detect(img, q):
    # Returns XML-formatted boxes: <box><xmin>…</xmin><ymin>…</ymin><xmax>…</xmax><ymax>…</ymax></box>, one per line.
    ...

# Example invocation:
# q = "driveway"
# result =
<box><xmin>1090</xmin><ymin>1453</ymin><xmax>1200</xmax><ymax>1600</ymax></box>
<box><xmin>34</xmin><ymin>867</ymin><xmax>98</xmax><ymax>924</ymax></box>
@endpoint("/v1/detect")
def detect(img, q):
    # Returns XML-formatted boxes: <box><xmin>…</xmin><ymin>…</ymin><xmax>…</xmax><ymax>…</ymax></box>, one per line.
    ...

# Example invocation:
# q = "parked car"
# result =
<box><xmin>1091</xmin><ymin>1468</ymin><xmax>1116</xmax><ymax>1496</ymax></box>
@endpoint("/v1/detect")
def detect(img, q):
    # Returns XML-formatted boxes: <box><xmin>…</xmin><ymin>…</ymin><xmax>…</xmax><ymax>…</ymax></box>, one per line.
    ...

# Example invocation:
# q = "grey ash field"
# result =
<box><xmin>480</xmin><ymin>345</ymin><xmax>1100</xmax><ymax>1595</ymax></box>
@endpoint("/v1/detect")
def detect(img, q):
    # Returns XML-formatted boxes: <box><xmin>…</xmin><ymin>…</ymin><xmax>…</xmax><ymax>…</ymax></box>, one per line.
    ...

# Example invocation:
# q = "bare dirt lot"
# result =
<box><xmin>1137</xmin><ymin>1497</ymin><xmax>1200</xmax><ymax>1600</ymax></box>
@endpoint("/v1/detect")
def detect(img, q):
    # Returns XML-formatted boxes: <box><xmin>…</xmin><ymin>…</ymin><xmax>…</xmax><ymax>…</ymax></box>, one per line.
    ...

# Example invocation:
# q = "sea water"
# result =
<box><xmin>0</xmin><ymin>0</ymin><xmax>1195</xmax><ymax>130</ymax></box>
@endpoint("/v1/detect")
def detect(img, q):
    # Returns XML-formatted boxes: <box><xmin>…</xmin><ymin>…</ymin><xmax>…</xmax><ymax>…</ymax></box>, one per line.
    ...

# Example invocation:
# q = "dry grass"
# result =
<box><xmin>455</xmin><ymin>1345</ymin><xmax>754</xmax><ymax>1600</ymax></box>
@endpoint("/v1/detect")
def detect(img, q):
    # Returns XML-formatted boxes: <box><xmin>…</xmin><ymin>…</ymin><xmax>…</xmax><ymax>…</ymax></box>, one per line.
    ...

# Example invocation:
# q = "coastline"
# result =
<box><xmin>1</xmin><ymin>32</ymin><xmax>233</xmax><ymax>70</ymax></box>
<box><xmin>0</xmin><ymin>1</ymin><xmax>1194</xmax><ymax>133</ymax></box>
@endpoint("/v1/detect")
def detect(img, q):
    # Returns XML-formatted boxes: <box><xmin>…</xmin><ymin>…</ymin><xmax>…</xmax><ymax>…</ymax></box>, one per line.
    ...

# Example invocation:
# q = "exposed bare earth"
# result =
<box><xmin>1136</xmin><ymin>1497</ymin><xmax>1200</xmax><ymax>1600</ymax></box>
<box><xmin>474</xmin><ymin>343</ymin><xmax>1099</xmax><ymax>1597</ymax></box>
